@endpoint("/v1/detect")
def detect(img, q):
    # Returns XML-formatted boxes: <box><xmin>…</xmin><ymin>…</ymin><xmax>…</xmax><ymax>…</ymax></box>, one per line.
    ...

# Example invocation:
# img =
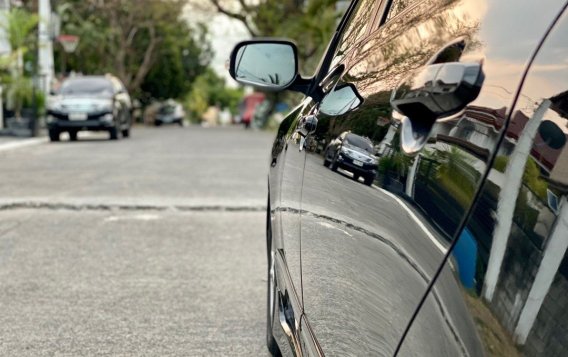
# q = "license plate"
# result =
<box><xmin>69</xmin><ymin>113</ymin><xmax>87</xmax><ymax>121</ymax></box>
<box><xmin>353</xmin><ymin>160</ymin><xmax>364</xmax><ymax>167</ymax></box>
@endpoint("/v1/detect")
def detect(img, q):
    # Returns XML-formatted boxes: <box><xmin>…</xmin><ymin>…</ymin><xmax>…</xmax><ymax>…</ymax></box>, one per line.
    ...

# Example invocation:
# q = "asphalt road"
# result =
<box><xmin>0</xmin><ymin>126</ymin><xmax>275</xmax><ymax>356</ymax></box>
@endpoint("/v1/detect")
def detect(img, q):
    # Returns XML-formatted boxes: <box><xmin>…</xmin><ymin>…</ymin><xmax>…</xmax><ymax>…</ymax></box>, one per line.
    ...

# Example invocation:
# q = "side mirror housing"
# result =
<box><xmin>391</xmin><ymin>62</ymin><xmax>484</xmax><ymax>121</ymax></box>
<box><xmin>229</xmin><ymin>39</ymin><xmax>310</xmax><ymax>93</ymax></box>
<box><xmin>390</xmin><ymin>62</ymin><xmax>484</xmax><ymax>155</ymax></box>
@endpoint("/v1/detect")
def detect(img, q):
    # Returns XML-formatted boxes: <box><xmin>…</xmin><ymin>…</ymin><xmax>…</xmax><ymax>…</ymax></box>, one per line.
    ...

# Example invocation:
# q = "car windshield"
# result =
<box><xmin>60</xmin><ymin>78</ymin><xmax>114</xmax><ymax>96</ymax></box>
<box><xmin>345</xmin><ymin>134</ymin><xmax>373</xmax><ymax>153</ymax></box>
<box><xmin>159</xmin><ymin>105</ymin><xmax>176</xmax><ymax>115</ymax></box>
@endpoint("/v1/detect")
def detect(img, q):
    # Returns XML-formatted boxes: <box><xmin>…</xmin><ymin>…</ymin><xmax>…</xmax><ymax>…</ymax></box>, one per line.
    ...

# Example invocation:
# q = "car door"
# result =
<box><xmin>267</xmin><ymin>99</ymin><xmax>315</xmax><ymax>355</ymax></box>
<box><xmin>397</xmin><ymin>5</ymin><xmax>568</xmax><ymax>356</ymax></box>
<box><xmin>298</xmin><ymin>0</ymin><xmax>568</xmax><ymax>355</ymax></box>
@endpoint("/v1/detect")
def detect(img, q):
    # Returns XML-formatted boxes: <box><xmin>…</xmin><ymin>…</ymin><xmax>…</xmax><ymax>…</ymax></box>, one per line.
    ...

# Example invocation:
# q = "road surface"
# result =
<box><xmin>0</xmin><ymin>126</ymin><xmax>274</xmax><ymax>356</ymax></box>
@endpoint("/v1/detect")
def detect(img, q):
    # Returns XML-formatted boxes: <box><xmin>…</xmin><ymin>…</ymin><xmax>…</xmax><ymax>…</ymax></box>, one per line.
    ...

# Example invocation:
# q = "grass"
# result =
<box><xmin>463</xmin><ymin>291</ymin><xmax>521</xmax><ymax>357</ymax></box>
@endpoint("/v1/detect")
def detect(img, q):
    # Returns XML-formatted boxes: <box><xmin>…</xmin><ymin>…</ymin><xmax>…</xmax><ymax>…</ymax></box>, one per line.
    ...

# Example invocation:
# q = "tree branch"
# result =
<box><xmin>130</xmin><ymin>25</ymin><xmax>159</xmax><ymax>91</ymax></box>
<box><xmin>209</xmin><ymin>0</ymin><xmax>257</xmax><ymax>36</ymax></box>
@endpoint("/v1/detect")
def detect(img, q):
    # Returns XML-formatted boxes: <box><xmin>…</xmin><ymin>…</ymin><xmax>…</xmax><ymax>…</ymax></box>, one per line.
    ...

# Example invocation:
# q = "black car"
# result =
<box><xmin>324</xmin><ymin>132</ymin><xmax>378</xmax><ymax>185</ymax></box>
<box><xmin>47</xmin><ymin>75</ymin><xmax>132</xmax><ymax>141</ymax></box>
<box><xmin>230</xmin><ymin>1</ymin><xmax>568</xmax><ymax>356</ymax></box>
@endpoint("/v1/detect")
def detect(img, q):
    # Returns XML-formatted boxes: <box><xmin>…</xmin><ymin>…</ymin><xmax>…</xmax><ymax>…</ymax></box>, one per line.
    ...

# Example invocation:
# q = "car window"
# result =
<box><xmin>60</xmin><ymin>78</ymin><xmax>114</xmax><ymax>96</ymax></box>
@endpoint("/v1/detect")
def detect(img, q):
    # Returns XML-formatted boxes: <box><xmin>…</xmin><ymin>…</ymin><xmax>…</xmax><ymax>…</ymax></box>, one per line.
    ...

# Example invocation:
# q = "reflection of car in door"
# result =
<box><xmin>324</xmin><ymin>132</ymin><xmax>377</xmax><ymax>185</ymax></box>
<box><xmin>229</xmin><ymin>0</ymin><xmax>568</xmax><ymax>356</ymax></box>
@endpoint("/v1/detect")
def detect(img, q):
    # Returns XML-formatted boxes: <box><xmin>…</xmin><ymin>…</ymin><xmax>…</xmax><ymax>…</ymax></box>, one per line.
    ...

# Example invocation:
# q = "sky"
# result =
<box><xmin>184</xmin><ymin>6</ymin><xmax>250</xmax><ymax>87</ymax></box>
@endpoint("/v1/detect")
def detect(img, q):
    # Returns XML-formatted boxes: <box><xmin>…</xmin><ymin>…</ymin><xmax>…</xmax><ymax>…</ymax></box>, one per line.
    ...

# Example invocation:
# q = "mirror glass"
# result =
<box><xmin>319</xmin><ymin>84</ymin><xmax>363</xmax><ymax>116</ymax></box>
<box><xmin>233</xmin><ymin>43</ymin><xmax>296</xmax><ymax>90</ymax></box>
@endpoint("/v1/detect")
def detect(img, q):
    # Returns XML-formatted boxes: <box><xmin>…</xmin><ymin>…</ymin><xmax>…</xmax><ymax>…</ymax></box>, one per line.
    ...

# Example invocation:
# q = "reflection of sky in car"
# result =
<box><xmin>236</xmin><ymin>44</ymin><xmax>295</xmax><ymax>86</ymax></box>
<box><xmin>320</xmin><ymin>85</ymin><xmax>360</xmax><ymax>115</ymax></box>
<box><xmin>345</xmin><ymin>134</ymin><xmax>373</xmax><ymax>153</ymax></box>
<box><xmin>60</xmin><ymin>78</ymin><xmax>114</xmax><ymax>96</ymax></box>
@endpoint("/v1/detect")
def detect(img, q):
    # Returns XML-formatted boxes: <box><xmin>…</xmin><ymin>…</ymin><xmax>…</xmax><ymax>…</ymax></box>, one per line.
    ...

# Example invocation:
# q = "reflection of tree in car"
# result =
<box><xmin>268</xmin><ymin>73</ymin><xmax>280</xmax><ymax>85</ymax></box>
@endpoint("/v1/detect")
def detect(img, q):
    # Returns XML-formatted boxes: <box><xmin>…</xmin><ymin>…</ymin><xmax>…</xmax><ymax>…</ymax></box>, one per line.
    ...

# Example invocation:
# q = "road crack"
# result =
<box><xmin>0</xmin><ymin>201</ymin><xmax>266</xmax><ymax>213</ymax></box>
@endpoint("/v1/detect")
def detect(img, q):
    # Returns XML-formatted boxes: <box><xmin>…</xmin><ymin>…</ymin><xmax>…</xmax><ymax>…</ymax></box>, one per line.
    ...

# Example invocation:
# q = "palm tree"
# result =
<box><xmin>1</xmin><ymin>8</ymin><xmax>38</xmax><ymax>120</ymax></box>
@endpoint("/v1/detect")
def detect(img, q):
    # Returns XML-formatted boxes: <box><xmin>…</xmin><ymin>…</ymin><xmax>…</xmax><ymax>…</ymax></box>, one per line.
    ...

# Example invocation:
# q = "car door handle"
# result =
<box><xmin>298</xmin><ymin>114</ymin><xmax>318</xmax><ymax>151</ymax></box>
<box><xmin>278</xmin><ymin>291</ymin><xmax>296</xmax><ymax>338</ymax></box>
<box><xmin>277</xmin><ymin>290</ymin><xmax>304</xmax><ymax>356</ymax></box>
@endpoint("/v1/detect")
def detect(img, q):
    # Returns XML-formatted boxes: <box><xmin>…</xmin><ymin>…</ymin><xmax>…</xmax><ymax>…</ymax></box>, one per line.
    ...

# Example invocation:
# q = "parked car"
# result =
<box><xmin>229</xmin><ymin>0</ymin><xmax>568</xmax><ymax>356</ymax></box>
<box><xmin>155</xmin><ymin>100</ymin><xmax>185</xmax><ymax>126</ymax></box>
<box><xmin>46</xmin><ymin>75</ymin><xmax>132</xmax><ymax>141</ymax></box>
<box><xmin>324</xmin><ymin>132</ymin><xmax>378</xmax><ymax>185</ymax></box>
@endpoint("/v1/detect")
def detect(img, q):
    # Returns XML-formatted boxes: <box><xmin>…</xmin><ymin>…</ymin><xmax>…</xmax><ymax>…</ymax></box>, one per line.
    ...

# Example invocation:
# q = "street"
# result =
<box><xmin>0</xmin><ymin>126</ymin><xmax>274</xmax><ymax>356</ymax></box>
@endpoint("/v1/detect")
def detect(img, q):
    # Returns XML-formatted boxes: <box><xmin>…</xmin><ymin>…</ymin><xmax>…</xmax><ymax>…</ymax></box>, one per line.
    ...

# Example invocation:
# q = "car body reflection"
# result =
<box><xmin>229</xmin><ymin>0</ymin><xmax>568</xmax><ymax>355</ymax></box>
<box><xmin>323</xmin><ymin>132</ymin><xmax>378</xmax><ymax>185</ymax></box>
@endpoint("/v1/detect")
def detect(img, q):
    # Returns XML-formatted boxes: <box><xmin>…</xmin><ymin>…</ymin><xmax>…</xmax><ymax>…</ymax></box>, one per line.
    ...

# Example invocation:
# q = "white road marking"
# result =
<box><xmin>104</xmin><ymin>214</ymin><xmax>161</xmax><ymax>222</ymax></box>
<box><xmin>372</xmin><ymin>184</ymin><xmax>448</xmax><ymax>255</ymax></box>
<box><xmin>318</xmin><ymin>221</ymin><xmax>353</xmax><ymax>237</ymax></box>
<box><xmin>0</xmin><ymin>137</ymin><xmax>47</xmax><ymax>152</ymax></box>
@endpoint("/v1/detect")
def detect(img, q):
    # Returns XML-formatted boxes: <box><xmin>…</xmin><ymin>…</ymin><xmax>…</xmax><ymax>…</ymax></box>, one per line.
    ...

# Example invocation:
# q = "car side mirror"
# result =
<box><xmin>229</xmin><ymin>40</ymin><xmax>302</xmax><ymax>92</ymax></box>
<box><xmin>538</xmin><ymin>119</ymin><xmax>566</xmax><ymax>150</ymax></box>
<box><xmin>390</xmin><ymin>62</ymin><xmax>484</xmax><ymax>155</ymax></box>
<box><xmin>391</xmin><ymin>62</ymin><xmax>484</xmax><ymax>121</ymax></box>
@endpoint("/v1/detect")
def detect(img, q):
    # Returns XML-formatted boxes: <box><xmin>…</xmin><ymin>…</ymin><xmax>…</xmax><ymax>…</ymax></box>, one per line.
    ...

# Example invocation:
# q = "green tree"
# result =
<box><xmin>0</xmin><ymin>8</ymin><xmax>38</xmax><ymax>119</ymax></box>
<box><xmin>186</xmin><ymin>68</ymin><xmax>243</xmax><ymax>119</ymax></box>
<box><xmin>141</xmin><ymin>23</ymin><xmax>212</xmax><ymax>101</ymax></box>
<box><xmin>197</xmin><ymin>0</ymin><xmax>342</xmax><ymax>74</ymax></box>
<box><xmin>56</xmin><ymin>0</ymin><xmax>212</xmax><ymax>99</ymax></box>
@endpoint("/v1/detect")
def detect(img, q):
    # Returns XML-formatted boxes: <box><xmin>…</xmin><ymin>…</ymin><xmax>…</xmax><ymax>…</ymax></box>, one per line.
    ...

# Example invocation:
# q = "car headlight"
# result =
<box><xmin>47</xmin><ymin>101</ymin><xmax>63</xmax><ymax>112</ymax></box>
<box><xmin>101</xmin><ymin>113</ymin><xmax>114</xmax><ymax>123</ymax></box>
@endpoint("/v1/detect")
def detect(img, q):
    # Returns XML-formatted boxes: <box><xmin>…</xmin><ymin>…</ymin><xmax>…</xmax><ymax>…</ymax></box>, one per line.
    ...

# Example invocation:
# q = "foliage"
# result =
<box><xmin>493</xmin><ymin>155</ymin><xmax>508</xmax><ymax>173</ymax></box>
<box><xmin>141</xmin><ymin>23</ymin><xmax>212</xmax><ymax>101</ymax></box>
<box><xmin>2</xmin><ymin>8</ymin><xmax>38</xmax><ymax>59</ymax></box>
<box><xmin>493</xmin><ymin>155</ymin><xmax>548</xmax><ymax>200</ymax></box>
<box><xmin>201</xmin><ymin>0</ymin><xmax>343</xmax><ymax>74</ymax></box>
<box><xmin>185</xmin><ymin>68</ymin><xmax>244</xmax><ymax>119</ymax></box>
<box><xmin>8</xmin><ymin>76</ymin><xmax>33</xmax><ymax>117</ymax></box>
<box><xmin>378</xmin><ymin>149</ymin><xmax>412</xmax><ymax>181</ymax></box>
<box><xmin>523</xmin><ymin>157</ymin><xmax>548</xmax><ymax>200</ymax></box>
<box><xmin>434</xmin><ymin>146</ymin><xmax>478</xmax><ymax>208</ymax></box>
<box><xmin>56</xmin><ymin>0</ymin><xmax>212</xmax><ymax>99</ymax></box>
<box><xmin>0</xmin><ymin>8</ymin><xmax>39</xmax><ymax>118</ymax></box>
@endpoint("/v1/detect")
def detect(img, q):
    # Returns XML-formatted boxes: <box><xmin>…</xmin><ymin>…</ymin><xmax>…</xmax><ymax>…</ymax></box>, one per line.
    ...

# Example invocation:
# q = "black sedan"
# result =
<box><xmin>229</xmin><ymin>0</ymin><xmax>568</xmax><ymax>356</ymax></box>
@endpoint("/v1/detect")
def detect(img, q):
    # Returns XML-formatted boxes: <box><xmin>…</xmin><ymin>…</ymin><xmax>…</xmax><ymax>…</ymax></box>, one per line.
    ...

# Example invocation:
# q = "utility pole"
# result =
<box><xmin>38</xmin><ymin>0</ymin><xmax>54</xmax><ymax>98</ymax></box>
